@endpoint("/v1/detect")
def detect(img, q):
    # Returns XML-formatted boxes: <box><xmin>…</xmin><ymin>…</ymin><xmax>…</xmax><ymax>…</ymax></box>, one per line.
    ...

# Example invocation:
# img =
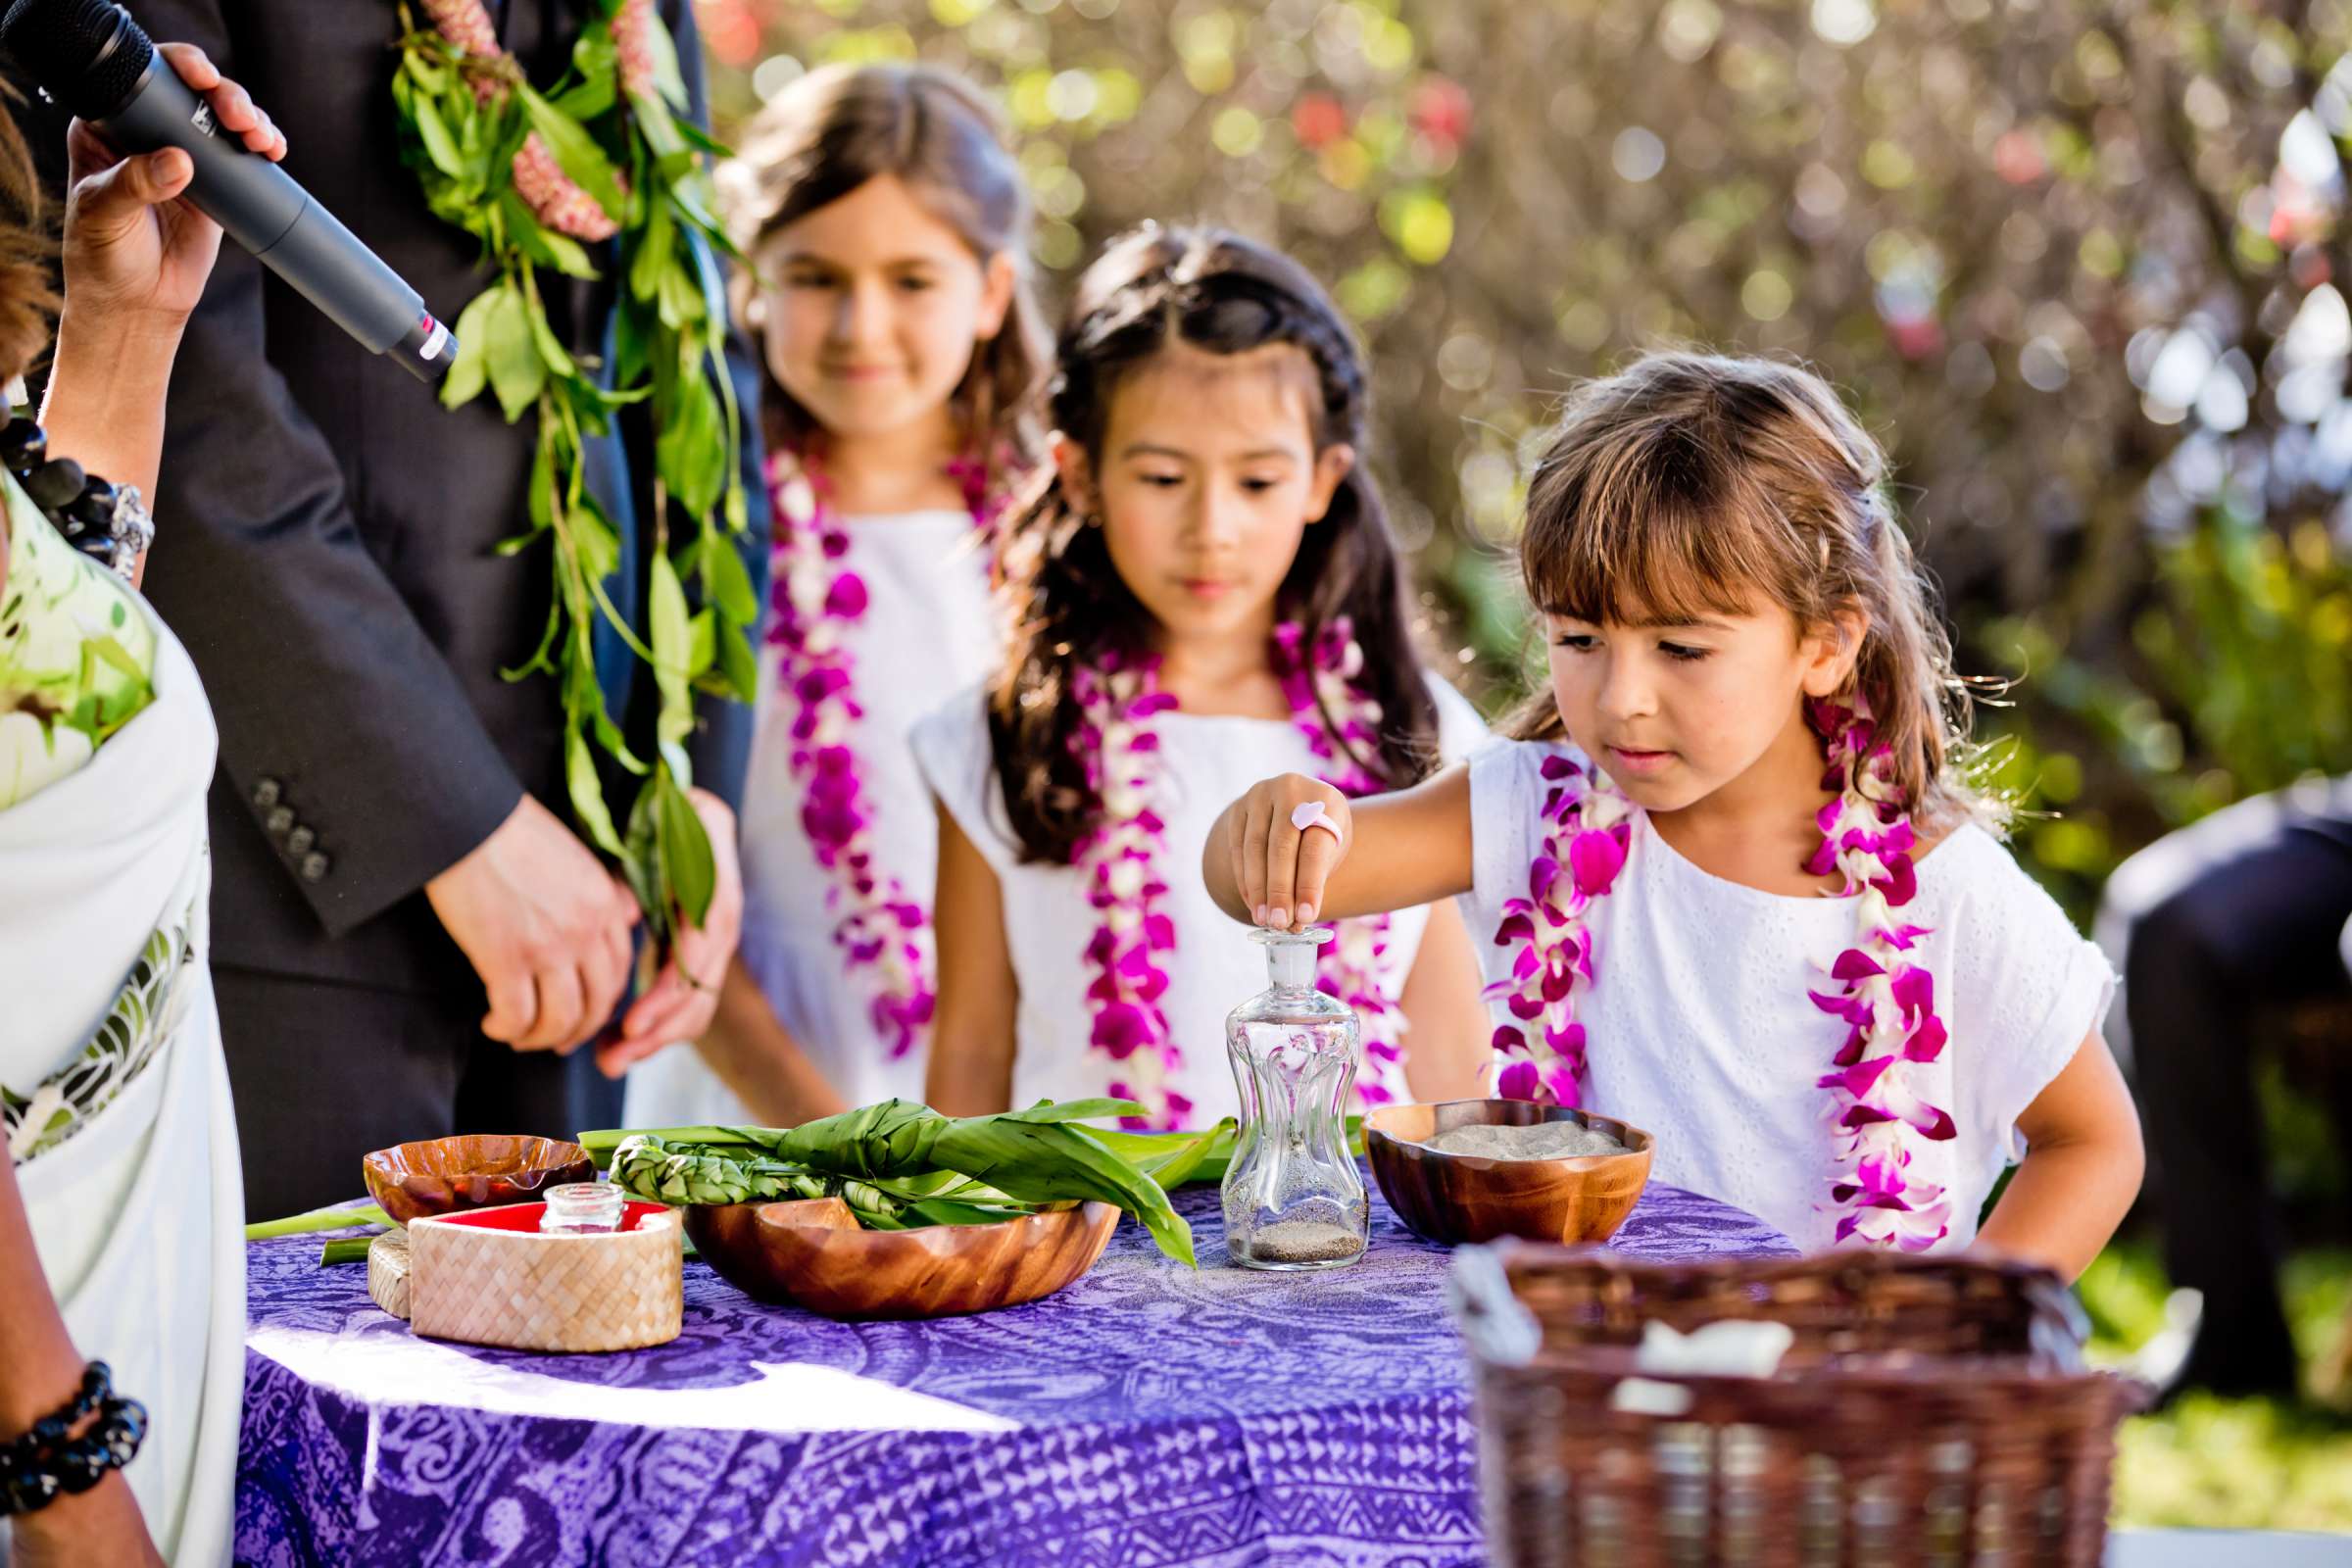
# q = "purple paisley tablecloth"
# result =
<box><xmin>237</xmin><ymin>1169</ymin><xmax>1793</xmax><ymax>1568</ymax></box>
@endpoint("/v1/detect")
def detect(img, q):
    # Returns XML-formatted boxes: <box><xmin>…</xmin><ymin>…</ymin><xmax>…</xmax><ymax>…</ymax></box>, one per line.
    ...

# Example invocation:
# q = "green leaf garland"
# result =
<box><xmin>390</xmin><ymin>0</ymin><xmax>756</xmax><ymax>965</ymax></box>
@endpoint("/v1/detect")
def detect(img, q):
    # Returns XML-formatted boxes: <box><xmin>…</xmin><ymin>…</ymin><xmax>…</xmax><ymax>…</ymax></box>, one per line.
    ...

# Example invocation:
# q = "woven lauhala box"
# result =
<box><xmin>406</xmin><ymin>1200</ymin><xmax>683</xmax><ymax>1353</ymax></box>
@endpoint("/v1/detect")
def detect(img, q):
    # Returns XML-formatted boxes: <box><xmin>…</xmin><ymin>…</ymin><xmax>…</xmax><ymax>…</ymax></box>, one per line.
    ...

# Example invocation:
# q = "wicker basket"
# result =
<box><xmin>1450</xmin><ymin>1245</ymin><xmax>2149</xmax><ymax>1567</ymax></box>
<box><xmin>406</xmin><ymin>1200</ymin><xmax>683</xmax><ymax>1353</ymax></box>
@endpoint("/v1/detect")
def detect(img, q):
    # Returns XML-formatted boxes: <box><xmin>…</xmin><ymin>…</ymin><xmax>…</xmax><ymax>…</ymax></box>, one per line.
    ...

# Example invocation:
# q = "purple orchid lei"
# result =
<box><xmin>1073</xmin><ymin>619</ymin><xmax>1412</xmax><ymax>1129</ymax></box>
<box><xmin>1069</xmin><ymin>650</ymin><xmax>1187</xmax><ymax>1130</ymax></box>
<box><xmin>1485</xmin><ymin>752</ymin><xmax>1634</xmax><ymax>1106</ymax></box>
<box><xmin>1270</xmin><ymin>617</ymin><xmax>1410</xmax><ymax>1107</ymax></box>
<box><xmin>1803</xmin><ymin>692</ymin><xmax>1955</xmax><ymax>1250</ymax></box>
<box><xmin>764</xmin><ymin>450</ymin><xmax>997</xmax><ymax>1060</ymax></box>
<box><xmin>1488</xmin><ymin>692</ymin><xmax>1955</xmax><ymax>1251</ymax></box>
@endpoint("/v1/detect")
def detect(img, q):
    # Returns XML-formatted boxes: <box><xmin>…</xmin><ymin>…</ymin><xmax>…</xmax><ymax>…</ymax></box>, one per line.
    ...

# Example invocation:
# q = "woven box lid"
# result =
<box><xmin>407</xmin><ymin>1200</ymin><xmax>683</xmax><ymax>1353</ymax></box>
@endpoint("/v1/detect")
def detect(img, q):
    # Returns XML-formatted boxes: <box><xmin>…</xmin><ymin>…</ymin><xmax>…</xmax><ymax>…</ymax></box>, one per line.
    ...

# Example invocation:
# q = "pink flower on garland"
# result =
<box><xmin>420</xmin><ymin>0</ymin><xmax>499</xmax><ymax>57</ymax></box>
<box><xmin>614</xmin><ymin>0</ymin><xmax>658</xmax><ymax>100</ymax></box>
<box><xmin>1485</xmin><ymin>752</ymin><xmax>1631</xmax><ymax>1107</ymax></box>
<box><xmin>511</xmin><ymin>132</ymin><xmax>621</xmax><ymax>241</ymax></box>
<box><xmin>1806</xmin><ymin>693</ymin><xmax>1954</xmax><ymax>1250</ymax></box>
<box><xmin>419</xmin><ymin>0</ymin><xmax>625</xmax><ymax>241</ymax></box>
<box><xmin>1071</xmin><ymin>651</ymin><xmax>1186</xmax><ymax>1129</ymax></box>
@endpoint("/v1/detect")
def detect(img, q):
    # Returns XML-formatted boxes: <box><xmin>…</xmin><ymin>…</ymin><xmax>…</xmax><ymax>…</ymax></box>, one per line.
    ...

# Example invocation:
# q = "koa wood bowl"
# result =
<box><xmin>1366</xmin><ymin>1099</ymin><xmax>1653</xmax><ymax>1247</ymax></box>
<box><xmin>685</xmin><ymin>1198</ymin><xmax>1121</xmax><ymax>1320</ymax></box>
<box><xmin>362</xmin><ymin>1134</ymin><xmax>597</xmax><ymax>1226</ymax></box>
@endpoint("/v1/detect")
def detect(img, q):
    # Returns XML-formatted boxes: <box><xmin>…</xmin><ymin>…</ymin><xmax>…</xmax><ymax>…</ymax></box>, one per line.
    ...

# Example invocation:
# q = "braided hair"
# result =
<box><xmin>989</xmin><ymin>223</ymin><xmax>1441</xmax><ymax>865</ymax></box>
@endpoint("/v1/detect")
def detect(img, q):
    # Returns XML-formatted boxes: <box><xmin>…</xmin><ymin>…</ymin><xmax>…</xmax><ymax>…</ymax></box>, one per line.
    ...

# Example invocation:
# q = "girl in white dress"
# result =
<box><xmin>915</xmin><ymin>226</ymin><xmax>1493</xmax><ymax>1131</ymax></box>
<box><xmin>623</xmin><ymin>64</ymin><xmax>1048</xmax><ymax>1129</ymax></box>
<box><xmin>1209</xmin><ymin>352</ymin><xmax>2143</xmax><ymax>1275</ymax></box>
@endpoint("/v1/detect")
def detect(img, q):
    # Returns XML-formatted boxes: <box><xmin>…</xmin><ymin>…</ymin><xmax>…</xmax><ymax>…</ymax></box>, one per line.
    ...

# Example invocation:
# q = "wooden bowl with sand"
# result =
<box><xmin>1365</xmin><ymin>1099</ymin><xmax>1653</xmax><ymax>1247</ymax></box>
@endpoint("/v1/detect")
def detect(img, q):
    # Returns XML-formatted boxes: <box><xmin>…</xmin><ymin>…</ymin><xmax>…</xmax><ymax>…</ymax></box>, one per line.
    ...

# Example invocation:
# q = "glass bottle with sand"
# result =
<box><xmin>1221</xmin><ymin>927</ymin><xmax>1368</xmax><ymax>1270</ymax></box>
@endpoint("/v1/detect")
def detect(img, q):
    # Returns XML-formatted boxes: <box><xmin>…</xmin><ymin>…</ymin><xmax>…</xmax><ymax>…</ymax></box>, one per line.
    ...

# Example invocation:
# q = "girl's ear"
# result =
<box><xmin>974</xmin><ymin>251</ymin><xmax>1018</xmax><ymax>343</ymax></box>
<box><xmin>1800</xmin><ymin>602</ymin><xmax>1872</xmax><ymax>698</ymax></box>
<box><xmin>1052</xmin><ymin>433</ymin><xmax>1097</xmax><ymax>520</ymax></box>
<box><xmin>1303</xmin><ymin>443</ymin><xmax>1355</xmax><ymax>524</ymax></box>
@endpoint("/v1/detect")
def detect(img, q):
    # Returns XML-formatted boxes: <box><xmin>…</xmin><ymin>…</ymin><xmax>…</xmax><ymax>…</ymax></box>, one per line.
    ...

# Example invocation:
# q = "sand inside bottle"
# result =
<box><xmin>1241</xmin><ymin>1219</ymin><xmax>1366</xmax><ymax>1265</ymax></box>
<box><xmin>1417</xmin><ymin>1121</ymin><xmax>1628</xmax><ymax>1160</ymax></box>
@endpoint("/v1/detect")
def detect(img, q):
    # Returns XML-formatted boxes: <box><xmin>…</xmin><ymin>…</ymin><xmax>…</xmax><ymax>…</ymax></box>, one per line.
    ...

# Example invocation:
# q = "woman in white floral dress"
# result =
<box><xmin>1</xmin><ymin>48</ymin><xmax>286</xmax><ymax>1568</ymax></box>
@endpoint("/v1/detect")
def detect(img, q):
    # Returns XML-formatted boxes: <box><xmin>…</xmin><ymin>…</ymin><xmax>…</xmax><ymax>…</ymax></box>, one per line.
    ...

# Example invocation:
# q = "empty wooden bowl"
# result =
<box><xmin>362</xmin><ymin>1134</ymin><xmax>597</xmax><ymax>1226</ymax></box>
<box><xmin>684</xmin><ymin>1199</ymin><xmax>1121</xmax><ymax>1320</ymax></box>
<box><xmin>1365</xmin><ymin>1099</ymin><xmax>1653</xmax><ymax>1247</ymax></box>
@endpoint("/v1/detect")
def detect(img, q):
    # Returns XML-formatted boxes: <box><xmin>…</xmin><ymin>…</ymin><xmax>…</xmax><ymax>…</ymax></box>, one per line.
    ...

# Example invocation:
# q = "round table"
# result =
<box><xmin>235</xmin><ymin>1169</ymin><xmax>1793</xmax><ymax>1567</ymax></box>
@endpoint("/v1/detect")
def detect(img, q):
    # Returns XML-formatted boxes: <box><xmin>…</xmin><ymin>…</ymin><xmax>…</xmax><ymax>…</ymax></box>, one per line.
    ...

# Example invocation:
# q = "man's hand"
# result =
<box><xmin>598</xmin><ymin>788</ymin><xmax>744</xmax><ymax>1077</ymax></box>
<box><xmin>425</xmin><ymin>793</ymin><xmax>639</xmax><ymax>1053</ymax></box>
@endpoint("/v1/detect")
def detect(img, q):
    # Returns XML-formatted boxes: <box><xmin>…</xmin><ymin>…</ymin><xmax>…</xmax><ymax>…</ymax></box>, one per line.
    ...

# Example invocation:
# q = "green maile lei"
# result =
<box><xmin>390</xmin><ymin>0</ymin><xmax>758</xmax><ymax>966</ymax></box>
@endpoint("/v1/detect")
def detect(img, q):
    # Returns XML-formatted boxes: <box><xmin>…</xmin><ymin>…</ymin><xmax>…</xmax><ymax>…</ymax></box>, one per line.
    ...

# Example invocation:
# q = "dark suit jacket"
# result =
<box><xmin>121</xmin><ymin>0</ymin><xmax>768</xmax><ymax>997</ymax></box>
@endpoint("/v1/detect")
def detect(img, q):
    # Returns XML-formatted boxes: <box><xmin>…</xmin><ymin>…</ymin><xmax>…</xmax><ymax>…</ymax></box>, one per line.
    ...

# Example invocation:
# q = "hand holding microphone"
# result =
<box><xmin>1</xmin><ymin>0</ymin><xmax>459</xmax><ymax>382</ymax></box>
<box><xmin>31</xmin><ymin>36</ymin><xmax>286</xmax><ymax>560</ymax></box>
<box><xmin>60</xmin><ymin>41</ymin><xmax>281</xmax><ymax>327</ymax></box>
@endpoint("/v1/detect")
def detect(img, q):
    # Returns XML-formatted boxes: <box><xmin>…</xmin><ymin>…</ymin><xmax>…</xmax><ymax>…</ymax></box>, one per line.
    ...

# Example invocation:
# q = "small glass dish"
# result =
<box><xmin>539</xmin><ymin>1181</ymin><xmax>627</xmax><ymax>1234</ymax></box>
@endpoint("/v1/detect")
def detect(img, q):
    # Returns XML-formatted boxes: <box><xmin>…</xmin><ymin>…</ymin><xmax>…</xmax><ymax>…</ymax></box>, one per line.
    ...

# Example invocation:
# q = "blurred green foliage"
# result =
<box><xmin>698</xmin><ymin>0</ymin><xmax>2352</xmax><ymax>915</ymax></box>
<box><xmin>2082</xmin><ymin>1241</ymin><xmax>2352</xmax><ymax>1529</ymax></box>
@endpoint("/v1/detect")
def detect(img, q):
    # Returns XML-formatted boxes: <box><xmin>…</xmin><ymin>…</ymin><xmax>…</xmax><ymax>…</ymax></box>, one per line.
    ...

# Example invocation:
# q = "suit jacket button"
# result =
<box><xmin>265</xmin><ymin>805</ymin><xmax>295</xmax><ymax>836</ymax></box>
<box><xmin>252</xmin><ymin>778</ymin><xmax>281</xmax><ymax>808</ymax></box>
<box><xmin>299</xmin><ymin>852</ymin><xmax>330</xmax><ymax>882</ymax></box>
<box><xmin>286</xmin><ymin>825</ymin><xmax>316</xmax><ymax>856</ymax></box>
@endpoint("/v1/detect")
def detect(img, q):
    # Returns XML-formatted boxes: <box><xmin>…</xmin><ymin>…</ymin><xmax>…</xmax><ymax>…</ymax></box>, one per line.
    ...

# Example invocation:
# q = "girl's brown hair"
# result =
<box><xmin>990</xmin><ymin>223</ymin><xmax>1442</xmax><ymax>865</ymax></box>
<box><xmin>716</xmin><ymin>63</ymin><xmax>1049</xmax><ymax>471</ymax></box>
<box><xmin>1509</xmin><ymin>351</ymin><xmax>1988</xmax><ymax>831</ymax></box>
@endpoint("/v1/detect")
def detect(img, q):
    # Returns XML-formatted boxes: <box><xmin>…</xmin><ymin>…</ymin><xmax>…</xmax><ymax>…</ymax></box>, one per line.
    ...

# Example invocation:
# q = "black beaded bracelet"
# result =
<box><xmin>0</xmin><ymin>1361</ymin><xmax>149</xmax><ymax>1518</ymax></box>
<box><xmin>1</xmin><ymin>416</ymin><xmax>154</xmax><ymax>577</ymax></box>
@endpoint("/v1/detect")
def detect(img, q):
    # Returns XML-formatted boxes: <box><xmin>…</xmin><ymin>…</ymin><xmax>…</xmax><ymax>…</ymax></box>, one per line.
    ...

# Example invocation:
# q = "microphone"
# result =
<box><xmin>0</xmin><ymin>0</ymin><xmax>458</xmax><ymax>382</ymax></box>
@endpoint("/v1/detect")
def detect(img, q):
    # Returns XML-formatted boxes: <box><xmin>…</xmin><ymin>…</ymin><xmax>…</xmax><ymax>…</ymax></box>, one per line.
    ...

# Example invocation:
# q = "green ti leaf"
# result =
<box><xmin>517</xmin><ymin>83</ymin><xmax>626</xmax><ymax>223</ymax></box>
<box><xmin>643</xmin><ymin>14</ymin><xmax>691</xmax><ymax>113</ymax></box>
<box><xmin>483</xmin><ymin>285</ymin><xmax>545</xmax><ymax>421</ymax></box>
<box><xmin>654</xmin><ymin>768</ymin><xmax>715</xmax><ymax>926</ymax></box>
<box><xmin>413</xmin><ymin>92</ymin><xmax>464</xmax><ymax>177</ymax></box>
<box><xmin>439</xmin><ymin>286</ymin><xmax>503</xmax><ymax>411</ymax></box>
<box><xmin>648</xmin><ymin>547</ymin><xmax>694</xmax><ymax>748</ymax></box>
<box><xmin>565</xmin><ymin>726</ymin><xmax>623</xmax><ymax>857</ymax></box>
<box><xmin>703</xmin><ymin>530</ymin><xmax>758</xmax><ymax>625</ymax></box>
<box><xmin>657</xmin><ymin>372</ymin><xmax>726</xmax><ymax>520</ymax></box>
<box><xmin>712</xmin><ymin>616</ymin><xmax>757</xmax><ymax>705</ymax></box>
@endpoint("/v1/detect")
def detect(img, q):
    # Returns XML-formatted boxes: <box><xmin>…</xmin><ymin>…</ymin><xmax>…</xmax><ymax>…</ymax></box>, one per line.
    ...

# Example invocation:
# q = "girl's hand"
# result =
<box><xmin>60</xmin><ymin>43</ymin><xmax>286</xmax><ymax>328</ymax></box>
<box><xmin>1229</xmin><ymin>773</ymin><xmax>1352</xmax><ymax>930</ymax></box>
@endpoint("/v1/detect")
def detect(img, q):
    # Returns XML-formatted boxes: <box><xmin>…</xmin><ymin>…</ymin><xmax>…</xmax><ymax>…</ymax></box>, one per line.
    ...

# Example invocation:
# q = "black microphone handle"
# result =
<box><xmin>94</xmin><ymin>54</ymin><xmax>453</xmax><ymax>377</ymax></box>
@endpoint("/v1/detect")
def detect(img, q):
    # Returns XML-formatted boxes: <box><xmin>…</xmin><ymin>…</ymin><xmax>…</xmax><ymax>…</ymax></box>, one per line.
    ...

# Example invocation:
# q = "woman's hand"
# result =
<box><xmin>60</xmin><ymin>43</ymin><xmax>284</xmax><ymax>328</ymax></box>
<box><xmin>1225</xmin><ymin>773</ymin><xmax>1352</xmax><ymax>931</ymax></box>
<box><xmin>41</xmin><ymin>43</ymin><xmax>287</xmax><ymax>527</ymax></box>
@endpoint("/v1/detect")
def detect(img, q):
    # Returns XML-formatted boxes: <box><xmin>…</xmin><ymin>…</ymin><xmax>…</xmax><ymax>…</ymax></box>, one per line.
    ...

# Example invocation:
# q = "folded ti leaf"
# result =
<box><xmin>593</xmin><ymin>1101</ymin><xmax>1198</xmax><ymax>1267</ymax></box>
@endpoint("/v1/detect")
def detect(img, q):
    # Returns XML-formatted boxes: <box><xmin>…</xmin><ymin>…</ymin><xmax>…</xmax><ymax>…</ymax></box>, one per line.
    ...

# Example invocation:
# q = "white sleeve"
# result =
<box><xmin>1945</xmin><ymin>831</ymin><xmax>2120</xmax><ymax>1162</ymax></box>
<box><xmin>907</xmin><ymin>684</ymin><xmax>1021</xmax><ymax>880</ymax></box>
<box><xmin>1461</xmin><ymin>740</ymin><xmax>1554</xmax><ymax>986</ymax></box>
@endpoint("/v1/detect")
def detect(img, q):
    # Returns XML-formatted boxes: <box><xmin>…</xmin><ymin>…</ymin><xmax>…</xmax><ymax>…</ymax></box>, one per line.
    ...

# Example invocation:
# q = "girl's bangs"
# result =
<box><xmin>1522</xmin><ymin>483</ymin><xmax>1778</xmax><ymax>629</ymax></box>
